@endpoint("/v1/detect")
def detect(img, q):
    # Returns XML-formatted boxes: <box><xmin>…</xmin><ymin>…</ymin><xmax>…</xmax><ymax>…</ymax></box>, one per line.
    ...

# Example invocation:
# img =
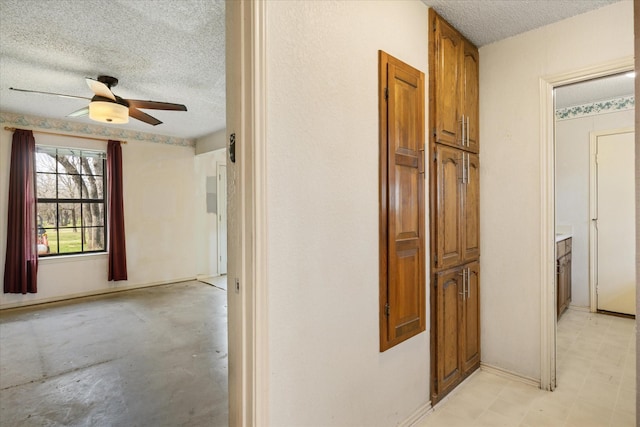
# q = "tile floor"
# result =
<box><xmin>414</xmin><ymin>309</ymin><xmax>636</xmax><ymax>427</ymax></box>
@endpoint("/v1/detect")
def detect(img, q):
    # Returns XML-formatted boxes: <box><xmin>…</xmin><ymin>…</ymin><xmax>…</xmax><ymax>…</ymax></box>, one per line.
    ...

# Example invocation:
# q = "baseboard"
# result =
<box><xmin>401</xmin><ymin>401</ymin><xmax>433</xmax><ymax>427</ymax></box>
<box><xmin>568</xmin><ymin>304</ymin><xmax>591</xmax><ymax>313</ymax></box>
<box><xmin>480</xmin><ymin>363</ymin><xmax>540</xmax><ymax>388</ymax></box>
<box><xmin>0</xmin><ymin>277</ymin><xmax>197</xmax><ymax>310</ymax></box>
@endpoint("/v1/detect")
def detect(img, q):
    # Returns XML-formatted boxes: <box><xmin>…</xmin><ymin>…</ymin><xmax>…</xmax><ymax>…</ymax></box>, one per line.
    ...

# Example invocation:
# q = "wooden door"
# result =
<box><xmin>435</xmin><ymin>267</ymin><xmax>463</xmax><ymax>395</ymax></box>
<box><xmin>462</xmin><ymin>42</ymin><xmax>479</xmax><ymax>153</ymax></box>
<box><xmin>379</xmin><ymin>51</ymin><xmax>426</xmax><ymax>351</ymax></box>
<box><xmin>432</xmin><ymin>10</ymin><xmax>462</xmax><ymax>148</ymax></box>
<box><xmin>462</xmin><ymin>153</ymin><xmax>480</xmax><ymax>262</ymax></box>
<box><xmin>434</xmin><ymin>145</ymin><xmax>463</xmax><ymax>270</ymax></box>
<box><xmin>461</xmin><ymin>261</ymin><xmax>480</xmax><ymax>373</ymax></box>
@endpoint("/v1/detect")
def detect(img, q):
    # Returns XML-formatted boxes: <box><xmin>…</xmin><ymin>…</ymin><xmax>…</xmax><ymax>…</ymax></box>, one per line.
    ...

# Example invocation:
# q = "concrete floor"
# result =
<box><xmin>0</xmin><ymin>280</ymin><xmax>228</xmax><ymax>426</ymax></box>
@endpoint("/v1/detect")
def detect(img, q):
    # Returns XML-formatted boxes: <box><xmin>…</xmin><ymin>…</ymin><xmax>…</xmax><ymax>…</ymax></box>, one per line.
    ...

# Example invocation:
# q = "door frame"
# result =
<box><xmin>539</xmin><ymin>56</ymin><xmax>634</xmax><ymax>391</ymax></box>
<box><xmin>589</xmin><ymin>127</ymin><xmax>635</xmax><ymax>313</ymax></box>
<box><xmin>217</xmin><ymin>161</ymin><xmax>227</xmax><ymax>275</ymax></box>
<box><xmin>226</xmin><ymin>1</ymin><xmax>268</xmax><ymax>425</ymax></box>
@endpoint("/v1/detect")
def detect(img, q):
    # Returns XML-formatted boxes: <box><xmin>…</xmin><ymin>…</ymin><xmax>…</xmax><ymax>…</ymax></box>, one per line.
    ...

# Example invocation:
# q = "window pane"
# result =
<box><xmin>58</xmin><ymin>175</ymin><xmax>82</xmax><ymax>199</ymax></box>
<box><xmin>36</xmin><ymin>173</ymin><xmax>57</xmax><ymax>199</ymax></box>
<box><xmin>57</xmin><ymin>151</ymin><xmax>82</xmax><ymax>175</ymax></box>
<box><xmin>58</xmin><ymin>228</ymin><xmax>82</xmax><ymax>254</ymax></box>
<box><xmin>35</xmin><ymin>151</ymin><xmax>57</xmax><ymax>173</ymax></box>
<box><xmin>81</xmin><ymin>175</ymin><xmax>104</xmax><ymax>199</ymax></box>
<box><xmin>83</xmin><ymin>203</ymin><xmax>104</xmax><ymax>226</ymax></box>
<box><xmin>37</xmin><ymin>203</ymin><xmax>57</xmax><ymax>228</ymax></box>
<box><xmin>43</xmin><ymin>228</ymin><xmax>58</xmax><ymax>255</ymax></box>
<box><xmin>82</xmin><ymin>153</ymin><xmax>104</xmax><ymax>177</ymax></box>
<box><xmin>83</xmin><ymin>227</ymin><xmax>105</xmax><ymax>251</ymax></box>
<box><xmin>58</xmin><ymin>203</ymin><xmax>82</xmax><ymax>228</ymax></box>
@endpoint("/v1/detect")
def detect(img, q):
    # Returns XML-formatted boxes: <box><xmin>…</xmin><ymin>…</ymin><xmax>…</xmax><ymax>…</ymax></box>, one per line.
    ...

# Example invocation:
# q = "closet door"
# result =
<box><xmin>435</xmin><ymin>267</ymin><xmax>463</xmax><ymax>396</ymax></box>
<box><xmin>461</xmin><ymin>261</ymin><xmax>480</xmax><ymax>373</ymax></box>
<box><xmin>434</xmin><ymin>144</ymin><xmax>463</xmax><ymax>270</ymax></box>
<box><xmin>462</xmin><ymin>153</ymin><xmax>480</xmax><ymax>262</ymax></box>
<box><xmin>462</xmin><ymin>42</ymin><xmax>479</xmax><ymax>153</ymax></box>
<box><xmin>432</xmin><ymin>13</ymin><xmax>462</xmax><ymax>148</ymax></box>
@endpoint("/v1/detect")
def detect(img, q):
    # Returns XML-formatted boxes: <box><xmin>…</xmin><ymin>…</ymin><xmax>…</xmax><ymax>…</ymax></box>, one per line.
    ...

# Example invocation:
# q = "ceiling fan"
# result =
<box><xmin>9</xmin><ymin>75</ymin><xmax>187</xmax><ymax>126</ymax></box>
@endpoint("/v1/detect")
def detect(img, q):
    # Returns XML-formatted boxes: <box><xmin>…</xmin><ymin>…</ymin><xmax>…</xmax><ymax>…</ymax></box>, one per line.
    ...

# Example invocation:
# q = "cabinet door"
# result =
<box><xmin>462</xmin><ymin>41</ymin><xmax>479</xmax><ymax>153</ymax></box>
<box><xmin>462</xmin><ymin>153</ymin><xmax>480</xmax><ymax>262</ymax></box>
<box><xmin>435</xmin><ymin>145</ymin><xmax>463</xmax><ymax>269</ymax></box>
<box><xmin>462</xmin><ymin>261</ymin><xmax>480</xmax><ymax>373</ymax></box>
<box><xmin>433</xmin><ymin>14</ymin><xmax>462</xmax><ymax>148</ymax></box>
<box><xmin>435</xmin><ymin>267</ymin><xmax>463</xmax><ymax>395</ymax></box>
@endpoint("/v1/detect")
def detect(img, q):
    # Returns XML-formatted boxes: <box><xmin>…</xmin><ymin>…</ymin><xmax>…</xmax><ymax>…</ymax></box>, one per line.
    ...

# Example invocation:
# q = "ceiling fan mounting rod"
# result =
<box><xmin>97</xmin><ymin>75</ymin><xmax>118</xmax><ymax>89</ymax></box>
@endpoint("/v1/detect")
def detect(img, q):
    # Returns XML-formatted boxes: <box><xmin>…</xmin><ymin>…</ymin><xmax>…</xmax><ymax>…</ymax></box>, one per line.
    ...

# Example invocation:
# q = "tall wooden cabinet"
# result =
<box><xmin>429</xmin><ymin>9</ymin><xmax>480</xmax><ymax>404</ymax></box>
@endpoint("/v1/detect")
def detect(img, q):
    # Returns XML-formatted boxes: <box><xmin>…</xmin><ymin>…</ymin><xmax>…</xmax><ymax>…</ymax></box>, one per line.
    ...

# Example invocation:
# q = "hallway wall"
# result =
<box><xmin>264</xmin><ymin>1</ymin><xmax>430</xmax><ymax>425</ymax></box>
<box><xmin>479</xmin><ymin>0</ymin><xmax>634</xmax><ymax>379</ymax></box>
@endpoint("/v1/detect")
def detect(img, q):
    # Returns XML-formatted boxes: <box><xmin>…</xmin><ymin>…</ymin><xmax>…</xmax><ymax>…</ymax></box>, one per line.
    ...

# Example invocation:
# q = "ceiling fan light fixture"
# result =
<box><xmin>89</xmin><ymin>101</ymin><xmax>129</xmax><ymax>124</ymax></box>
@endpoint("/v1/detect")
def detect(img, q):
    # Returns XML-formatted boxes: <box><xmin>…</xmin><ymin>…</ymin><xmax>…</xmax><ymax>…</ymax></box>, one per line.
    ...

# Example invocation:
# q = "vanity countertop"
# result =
<box><xmin>555</xmin><ymin>233</ymin><xmax>572</xmax><ymax>243</ymax></box>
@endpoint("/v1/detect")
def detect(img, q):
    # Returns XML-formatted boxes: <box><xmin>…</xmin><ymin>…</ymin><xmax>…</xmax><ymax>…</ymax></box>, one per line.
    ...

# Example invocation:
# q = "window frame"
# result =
<box><xmin>34</xmin><ymin>145</ymin><xmax>107</xmax><ymax>257</ymax></box>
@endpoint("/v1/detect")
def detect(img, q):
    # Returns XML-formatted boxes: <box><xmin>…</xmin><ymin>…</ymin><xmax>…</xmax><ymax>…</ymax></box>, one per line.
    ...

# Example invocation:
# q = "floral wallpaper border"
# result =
<box><xmin>0</xmin><ymin>112</ymin><xmax>196</xmax><ymax>147</ymax></box>
<box><xmin>555</xmin><ymin>95</ymin><xmax>634</xmax><ymax>120</ymax></box>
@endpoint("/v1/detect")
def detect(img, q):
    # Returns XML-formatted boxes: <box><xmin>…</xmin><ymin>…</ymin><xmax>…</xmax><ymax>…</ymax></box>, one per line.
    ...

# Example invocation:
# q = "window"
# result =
<box><xmin>35</xmin><ymin>146</ymin><xmax>106</xmax><ymax>256</ymax></box>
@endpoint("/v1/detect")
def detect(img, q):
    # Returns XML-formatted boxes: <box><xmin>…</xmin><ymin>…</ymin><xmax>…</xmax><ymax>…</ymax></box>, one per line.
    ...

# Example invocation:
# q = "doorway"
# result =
<box><xmin>589</xmin><ymin>128</ymin><xmax>636</xmax><ymax>315</ymax></box>
<box><xmin>544</xmin><ymin>61</ymin><xmax>636</xmax><ymax>391</ymax></box>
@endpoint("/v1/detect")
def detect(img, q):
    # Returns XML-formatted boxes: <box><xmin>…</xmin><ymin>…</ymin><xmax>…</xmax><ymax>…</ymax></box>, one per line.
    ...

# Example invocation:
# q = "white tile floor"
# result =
<box><xmin>414</xmin><ymin>309</ymin><xmax>636</xmax><ymax>427</ymax></box>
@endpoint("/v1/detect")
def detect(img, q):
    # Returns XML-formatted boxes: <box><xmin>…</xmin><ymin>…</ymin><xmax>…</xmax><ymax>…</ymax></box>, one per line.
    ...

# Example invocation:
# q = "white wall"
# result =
<box><xmin>0</xmin><ymin>124</ymin><xmax>199</xmax><ymax>308</ymax></box>
<box><xmin>556</xmin><ymin>107</ymin><xmax>634</xmax><ymax>308</ymax></box>
<box><xmin>480</xmin><ymin>1</ymin><xmax>633</xmax><ymax>379</ymax></box>
<box><xmin>195</xmin><ymin>128</ymin><xmax>226</xmax><ymax>155</ymax></box>
<box><xmin>194</xmin><ymin>148</ymin><xmax>226</xmax><ymax>277</ymax></box>
<box><xmin>265</xmin><ymin>1</ymin><xmax>429</xmax><ymax>425</ymax></box>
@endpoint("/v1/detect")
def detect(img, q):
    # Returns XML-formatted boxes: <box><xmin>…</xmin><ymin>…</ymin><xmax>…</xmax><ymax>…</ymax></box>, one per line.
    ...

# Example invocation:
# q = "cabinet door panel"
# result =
<box><xmin>463</xmin><ymin>153</ymin><xmax>480</xmax><ymax>262</ymax></box>
<box><xmin>434</xmin><ymin>17</ymin><xmax>461</xmax><ymax>148</ymax></box>
<box><xmin>436</xmin><ymin>268</ymin><xmax>463</xmax><ymax>394</ymax></box>
<box><xmin>462</xmin><ymin>42</ymin><xmax>479</xmax><ymax>153</ymax></box>
<box><xmin>435</xmin><ymin>145</ymin><xmax>463</xmax><ymax>269</ymax></box>
<box><xmin>462</xmin><ymin>261</ymin><xmax>480</xmax><ymax>373</ymax></box>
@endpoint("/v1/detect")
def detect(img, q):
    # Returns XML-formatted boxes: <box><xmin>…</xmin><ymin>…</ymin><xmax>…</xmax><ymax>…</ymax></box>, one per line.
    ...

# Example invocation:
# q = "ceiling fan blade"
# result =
<box><xmin>129</xmin><ymin>107</ymin><xmax>162</xmax><ymax>126</ymax></box>
<box><xmin>86</xmin><ymin>78</ymin><xmax>116</xmax><ymax>101</ymax></box>
<box><xmin>67</xmin><ymin>106</ymin><xmax>90</xmax><ymax>118</ymax></box>
<box><xmin>127</xmin><ymin>99</ymin><xmax>187</xmax><ymax>111</ymax></box>
<box><xmin>9</xmin><ymin>87</ymin><xmax>91</xmax><ymax>101</ymax></box>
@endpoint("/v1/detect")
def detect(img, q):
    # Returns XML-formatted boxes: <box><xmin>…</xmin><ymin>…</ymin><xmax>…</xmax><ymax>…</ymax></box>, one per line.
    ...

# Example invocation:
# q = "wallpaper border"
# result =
<box><xmin>0</xmin><ymin>112</ymin><xmax>196</xmax><ymax>147</ymax></box>
<box><xmin>555</xmin><ymin>95</ymin><xmax>634</xmax><ymax>120</ymax></box>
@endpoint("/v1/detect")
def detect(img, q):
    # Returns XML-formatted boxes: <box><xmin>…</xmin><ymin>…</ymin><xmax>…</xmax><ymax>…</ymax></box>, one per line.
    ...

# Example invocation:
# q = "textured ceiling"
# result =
<box><xmin>0</xmin><ymin>1</ymin><xmax>631</xmax><ymax>140</ymax></box>
<box><xmin>0</xmin><ymin>0</ymin><xmax>225</xmax><ymax>140</ymax></box>
<box><xmin>556</xmin><ymin>73</ymin><xmax>635</xmax><ymax>109</ymax></box>
<box><xmin>421</xmin><ymin>0</ymin><xmax>625</xmax><ymax>47</ymax></box>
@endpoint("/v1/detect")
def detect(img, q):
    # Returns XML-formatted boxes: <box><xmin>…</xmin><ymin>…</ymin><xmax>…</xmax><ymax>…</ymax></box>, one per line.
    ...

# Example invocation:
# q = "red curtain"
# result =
<box><xmin>4</xmin><ymin>130</ymin><xmax>38</xmax><ymax>293</ymax></box>
<box><xmin>107</xmin><ymin>140</ymin><xmax>128</xmax><ymax>281</ymax></box>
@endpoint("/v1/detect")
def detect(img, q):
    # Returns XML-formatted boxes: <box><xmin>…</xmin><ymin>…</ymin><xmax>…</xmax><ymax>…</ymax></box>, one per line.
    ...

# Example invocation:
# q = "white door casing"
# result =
<box><xmin>217</xmin><ymin>163</ymin><xmax>228</xmax><ymax>275</ymax></box>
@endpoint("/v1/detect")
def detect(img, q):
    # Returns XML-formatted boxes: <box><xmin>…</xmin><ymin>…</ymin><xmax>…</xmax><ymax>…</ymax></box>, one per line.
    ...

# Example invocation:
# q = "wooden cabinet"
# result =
<box><xmin>557</xmin><ymin>237</ymin><xmax>572</xmax><ymax>317</ymax></box>
<box><xmin>433</xmin><ymin>144</ymin><xmax>479</xmax><ymax>271</ymax></box>
<box><xmin>429</xmin><ymin>9</ymin><xmax>480</xmax><ymax>404</ymax></box>
<box><xmin>434</xmin><ymin>261</ymin><xmax>480</xmax><ymax>397</ymax></box>
<box><xmin>430</xmin><ymin>10</ymin><xmax>479</xmax><ymax>153</ymax></box>
<box><xmin>378</xmin><ymin>51</ymin><xmax>426</xmax><ymax>351</ymax></box>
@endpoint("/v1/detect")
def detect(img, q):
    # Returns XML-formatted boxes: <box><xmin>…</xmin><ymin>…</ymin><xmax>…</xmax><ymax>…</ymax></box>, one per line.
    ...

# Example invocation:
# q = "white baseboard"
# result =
<box><xmin>480</xmin><ymin>363</ymin><xmax>540</xmax><ymax>388</ymax></box>
<box><xmin>568</xmin><ymin>304</ymin><xmax>591</xmax><ymax>312</ymax></box>
<box><xmin>401</xmin><ymin>401</ymin><xmax>433</xmax><ymax>427</ymax></box>
<box><xmin>0</xmin><ymin>277</ymin><xmax>197</xmax><ymax>310</ymax></box>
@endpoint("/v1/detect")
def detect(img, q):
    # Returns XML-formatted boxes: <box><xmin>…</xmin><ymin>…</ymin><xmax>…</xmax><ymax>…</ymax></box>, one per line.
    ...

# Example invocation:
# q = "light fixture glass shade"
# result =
<box><xmin>89</xmin><ymin>101</ymin><xmax>129</xmax><ymax>124</ymax></box>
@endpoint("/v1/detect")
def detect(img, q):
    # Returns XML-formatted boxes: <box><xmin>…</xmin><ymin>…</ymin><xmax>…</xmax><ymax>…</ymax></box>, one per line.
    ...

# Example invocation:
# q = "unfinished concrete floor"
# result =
<box><xmin>0</xmin><ymin>280</ymin><xmax>228</xmax><ymax>426</ymax></box>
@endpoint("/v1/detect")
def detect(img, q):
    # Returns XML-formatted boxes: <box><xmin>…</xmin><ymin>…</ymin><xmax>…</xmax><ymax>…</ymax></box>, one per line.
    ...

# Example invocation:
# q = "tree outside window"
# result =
<box><xmin>35</xmin><ymin>146</ymin><xmax>106</xmax><ymax>256</ymax></box>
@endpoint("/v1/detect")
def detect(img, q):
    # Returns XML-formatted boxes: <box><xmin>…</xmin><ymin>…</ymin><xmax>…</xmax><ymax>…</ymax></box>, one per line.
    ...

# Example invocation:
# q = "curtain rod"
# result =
<box><xmin>3</xmin><ymin>126</ymin><xmax>127</xmax><ymax>144</ymax></box>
